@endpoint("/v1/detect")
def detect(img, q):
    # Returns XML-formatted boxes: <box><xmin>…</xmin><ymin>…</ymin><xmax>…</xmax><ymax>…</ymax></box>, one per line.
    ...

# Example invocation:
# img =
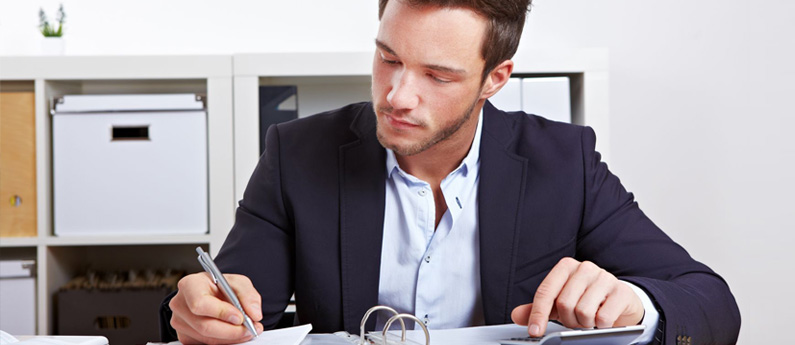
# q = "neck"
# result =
<box><xmin>396</xmin><ymin>102</ymin><xmax>482</xmax><ymax>183</ymax></box>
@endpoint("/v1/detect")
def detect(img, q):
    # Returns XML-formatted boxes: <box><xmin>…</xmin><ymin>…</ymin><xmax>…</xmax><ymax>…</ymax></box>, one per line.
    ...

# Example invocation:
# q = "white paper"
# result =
<box><xmin>148</xmin><ymin>324</ymin><xmax>312</xmax><ymax>345</ymax></box>
<box><xmin>0</xmin><ymin>331</ymin><xmax>19</xmax><ymax>345</ymax></box>
<box><xmin>236</xmin><ymin>324</ymin><xmax>312</xmax><ymax>345</ymax></box>
<box><xmin>11</xmin><ymin>336</ymin><xmax>107</xmax><ymax>345</ymax></box>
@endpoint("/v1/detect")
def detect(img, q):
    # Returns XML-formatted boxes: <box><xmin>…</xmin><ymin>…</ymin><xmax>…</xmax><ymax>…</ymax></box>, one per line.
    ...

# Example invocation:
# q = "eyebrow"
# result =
<box><xmin>375</xmin><ymin>39</ymin><xmax>468</xmax><ymax>76</ymax></box>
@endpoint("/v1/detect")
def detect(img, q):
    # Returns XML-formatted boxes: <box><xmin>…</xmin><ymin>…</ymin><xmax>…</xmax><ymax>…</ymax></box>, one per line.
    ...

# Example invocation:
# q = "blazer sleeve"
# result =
<box><xmin>214</xmin><ymin>123</ymin><xmax>295</xmax><ymax>330</ymax></box>
<box><xmin>158</xmin><ymin>124</ymin><xmax>295</xmax><ymax>341</ymax></box>
<box><xmin>575</xmin><ymin>127</ymin><xmax>740</xmax><ymax>345</ymax></box>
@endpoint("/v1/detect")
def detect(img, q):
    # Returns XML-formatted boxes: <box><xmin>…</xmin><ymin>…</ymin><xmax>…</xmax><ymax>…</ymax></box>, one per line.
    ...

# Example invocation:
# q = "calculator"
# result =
<box><xmin>499</xmin><ymin>325</ymin><xmax>645</xmax><ymax>345</ymax></box>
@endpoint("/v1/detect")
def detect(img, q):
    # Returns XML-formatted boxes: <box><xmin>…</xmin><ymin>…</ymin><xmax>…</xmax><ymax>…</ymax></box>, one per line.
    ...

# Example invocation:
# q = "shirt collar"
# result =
<box><xmin>386</xmin><ymin>108</ymin><xmax>483</xmax><ymax>178</ymax></box>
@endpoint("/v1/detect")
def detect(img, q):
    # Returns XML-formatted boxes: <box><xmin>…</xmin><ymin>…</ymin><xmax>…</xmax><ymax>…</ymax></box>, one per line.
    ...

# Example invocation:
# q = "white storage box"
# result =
<box><xmin>0</xmin><ymin>260</ymin><xmax>36</xmax><ymax>335</ymax></box>
<box><xmin>522</xmin><ymin>77</ymin><xmax>571</xmax><ymax>123</ymax></box>
<box><xmin>489</xmin><ymin>76</ymin><xmax>572</xmax><ymax>123</ymax></box>
<box><xmin>52</xmin><ymin>94</ymin><xmax>208</xmax><ymax>236</ymax></box>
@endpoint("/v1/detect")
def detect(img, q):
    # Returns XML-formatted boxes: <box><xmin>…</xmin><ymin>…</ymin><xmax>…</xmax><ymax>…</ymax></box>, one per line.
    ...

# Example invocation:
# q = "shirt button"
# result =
<box><xmin>423</xmin><ymin>315</ymin><xmax>429</xmax><ymax>325</ymax></box>
<box><xmin>418</xmin><ymin>189</ymin><xmax>427</xmax><ymax>196</ymax></box>
<box><xmin>425</xmin><ymin>255</ymin><xmax>431</xmax><ymax>263</ymax></box>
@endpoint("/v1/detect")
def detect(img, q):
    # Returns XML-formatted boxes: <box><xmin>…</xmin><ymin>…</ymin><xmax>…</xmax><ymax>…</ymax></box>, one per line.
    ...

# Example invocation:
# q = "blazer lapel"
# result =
<box><xmin>339</xmin><ymin>105</ymin><xmax>387</xmax><ymax>333</ymax></box>
<box><xmin>478</xmin><ymin>101</ymin><xmax>528</xmax><ymax>324</ymax></box>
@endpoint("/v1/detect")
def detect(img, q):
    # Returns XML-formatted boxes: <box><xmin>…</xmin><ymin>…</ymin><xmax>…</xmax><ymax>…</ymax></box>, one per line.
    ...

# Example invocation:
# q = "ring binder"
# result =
<box><xmin>382</xmin><ymin>314</ymin><xmax>430</xmax><ymax>345</ymax></box>
<box><xmin>329</xmin><ymin>305</ymin><xmax>431</xmax><ymax>345</ymax></box>
<box><xmin>359</xmin><ymin>305</ymin><xmax>406</xmax><ymax>344</ymax></box>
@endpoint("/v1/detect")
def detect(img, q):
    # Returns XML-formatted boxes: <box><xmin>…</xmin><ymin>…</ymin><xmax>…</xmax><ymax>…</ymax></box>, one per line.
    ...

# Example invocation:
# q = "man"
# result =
<box><xmin>163</xmin><ymin>1</ymin><xmax>741</xmax><ymax>344</ymax></box>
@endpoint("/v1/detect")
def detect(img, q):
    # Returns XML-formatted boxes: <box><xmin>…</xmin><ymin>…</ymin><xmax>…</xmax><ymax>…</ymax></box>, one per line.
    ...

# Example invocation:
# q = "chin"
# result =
<box><xmin>376</xmin><ymin>130</ymin><xmax>414</xmax><ymax>155</ymax></box>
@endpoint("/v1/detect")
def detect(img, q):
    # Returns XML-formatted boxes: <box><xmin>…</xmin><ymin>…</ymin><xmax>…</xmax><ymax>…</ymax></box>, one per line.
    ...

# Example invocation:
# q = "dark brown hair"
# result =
<box><xmin>378</xmin><ymin>0</ymin><xmax>532</xmax><ymax>81</ymax></box>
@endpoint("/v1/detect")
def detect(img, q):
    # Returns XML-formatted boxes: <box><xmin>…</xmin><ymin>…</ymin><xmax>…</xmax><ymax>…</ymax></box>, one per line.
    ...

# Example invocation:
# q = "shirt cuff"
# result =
<box><xmin>622</xmin><ymin>281</ymin><xmax>659</xmax><ymax>345</ymax></box>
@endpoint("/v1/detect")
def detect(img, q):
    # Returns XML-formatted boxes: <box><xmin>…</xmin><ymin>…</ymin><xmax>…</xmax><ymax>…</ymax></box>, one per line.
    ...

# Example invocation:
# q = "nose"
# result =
<box><xmin>387</xmin><ymin>69</ymin><xmax>419</xmax><ymax>110</ymax></box>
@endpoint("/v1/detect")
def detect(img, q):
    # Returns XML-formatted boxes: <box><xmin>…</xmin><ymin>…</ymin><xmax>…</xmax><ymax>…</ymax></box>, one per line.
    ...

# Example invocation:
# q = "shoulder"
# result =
<box><xmin>483</xmin><ymin>102</ymin><xmax>592</xmax><ymax>161</ymax></box>
<box><xmin>261</xmin><ymin>102</ymin><xmax>379</xmax><ymax>173</ymax></box>
<box><xmin>278</xmin><ymin>102</ymin><xmax>371</xmax><ymax>135</ymax></box>
<box><xmin>273</xmin><ymin>101</ymin><xmax>374</xmax><ymax>146</ymax></box>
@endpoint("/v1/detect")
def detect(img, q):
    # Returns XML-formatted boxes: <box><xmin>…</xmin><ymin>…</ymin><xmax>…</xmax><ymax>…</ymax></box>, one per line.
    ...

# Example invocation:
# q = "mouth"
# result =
<box><xmin>387</xmin><ymin>114</ymin><xmax>421</xmax><ymax>131</ymax></box>
<box><xmin>380</xmin><ymin>110</ymin><xmax>421</xmax><ymax>130</ymax></box>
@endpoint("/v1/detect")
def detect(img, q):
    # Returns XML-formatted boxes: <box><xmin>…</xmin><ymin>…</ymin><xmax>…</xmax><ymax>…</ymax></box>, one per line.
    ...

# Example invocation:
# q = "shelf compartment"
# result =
<box><xmin>45</xmin><ymin>244</ymin><xmax>207</xmax><ymax>334</ymax></box>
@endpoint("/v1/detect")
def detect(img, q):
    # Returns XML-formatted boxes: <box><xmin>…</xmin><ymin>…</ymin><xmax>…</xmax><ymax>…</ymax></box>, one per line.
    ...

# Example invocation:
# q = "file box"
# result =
<box><xmin>52</xmin><ymin>94</ymin><xmax>208</xmax><ymax>236</ymax></box>
<box><xmin>0</xmin><ymin>260</ymin><xmax>36</xmax><ymax>335</ymax></box>
<box><xmin>56</xmin><ymin>269</ymin><xmax>182</xmax><ymax>345</ymax></box>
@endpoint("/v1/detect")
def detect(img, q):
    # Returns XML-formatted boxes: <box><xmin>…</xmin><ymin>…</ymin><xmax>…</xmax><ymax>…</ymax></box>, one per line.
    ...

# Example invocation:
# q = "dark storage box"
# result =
<box><xmin>56</xmin><ymin>288</ymin><xmax>171</xmax><ymax>345</ymax></box>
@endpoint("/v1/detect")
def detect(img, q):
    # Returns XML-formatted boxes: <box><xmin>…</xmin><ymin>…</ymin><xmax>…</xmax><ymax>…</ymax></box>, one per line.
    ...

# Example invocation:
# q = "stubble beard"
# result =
<box><xmin>374</xmin><ymin>96</ymin><xmax>480</xmax><ymax>156</ymax></box>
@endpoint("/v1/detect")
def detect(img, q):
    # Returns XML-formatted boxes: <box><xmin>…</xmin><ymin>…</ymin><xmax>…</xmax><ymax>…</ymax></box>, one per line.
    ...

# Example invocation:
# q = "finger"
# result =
<box><xmin>592</xmin><ymin>282</ymin><xmax>644</xmax><ymax>329</ymax></box>
<box><xmin>555</xmin><ymin>261</ymin><xmax>601</xmax><ymax>328</ymax></box>
<box><xmin>511</xmin><ymin>303</ymin><xmax>532</xmax><ymax>326</ymax></box>
<box><xmin>171</xmin><ymin>274</ymin><xmax>263</xmax><ymax>343</ymax></box>
<box><xmin>171</xmin><ymin>290</ymin><xmax>250</xmax><ymax>344</ymax></box>
<box><xmin>173</xmin><ymin>311</ymin><xmax>262</xmax><ymax>344</ymax></box>
<box><xmin>513</xmin><ymin>304</ymin><xmax>560</xmax><ymax>327</ymax></box>
<box><xmin>528</xmin><ymin>257</ymin><xmax>579</xmax><ymax>337</ymax></box>
<box><xmin>549</xmin><ymin>306</ymin><xmax>559</xmax><ymax>321</ymax></box>
<box><xmin>170</xmin><ymin>298</ymin><xmax>202</xmax><ymax>345</ymax></box>
<box><xmin>170</xmin><ymin>312</ymin><xmax>203</xmax><ymax>345</ymax></box>
<box><xmin>178</xmin><ymin>273</ymin><xmax>245</xmax><ymax>325</ymax></box>
<box><xmin>593</xmin><ymin>290</ymin><xmax>626</xmax><ymax>329</ymax></box>
<box><xmin>611</xmin><ymin>283</ymin><xmax>645</xmax><ymax>327</ymax></box>
<box><xmin>573</xmin><ymin>268</ymin><xmax>616</xmax><ymax>328</ymax></box>
<box><xmin>225</xmin><ymin>274</ymin><xmax>263</xmax><ymax>321</ymax></box>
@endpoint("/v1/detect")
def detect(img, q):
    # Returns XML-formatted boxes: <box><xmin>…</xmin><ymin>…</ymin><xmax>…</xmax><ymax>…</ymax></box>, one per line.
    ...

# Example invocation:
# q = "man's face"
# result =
<box><xmin>372</xmin><ymin>0</ymin><xmax>489</xmax><ymax>156</ymax></box>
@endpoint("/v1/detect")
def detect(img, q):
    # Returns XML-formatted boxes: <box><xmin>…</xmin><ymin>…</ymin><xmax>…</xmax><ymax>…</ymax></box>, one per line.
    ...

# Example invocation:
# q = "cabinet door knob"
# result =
<box><xmin>9</xmin><ymin>195</ymin><xmax>22</xmax><ymax>207</ymax></box>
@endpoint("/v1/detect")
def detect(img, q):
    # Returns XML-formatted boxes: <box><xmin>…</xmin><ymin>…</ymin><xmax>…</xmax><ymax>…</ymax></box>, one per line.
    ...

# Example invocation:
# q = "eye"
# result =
<box><xmin>428</xmin><ymin>73</ymin><xmax>451</xmax><ymax>84</ymax></box>
<box><xmin>379</xmin><ymin>53</ymin><xmax>400</xmax><ymax>65</ymax></box>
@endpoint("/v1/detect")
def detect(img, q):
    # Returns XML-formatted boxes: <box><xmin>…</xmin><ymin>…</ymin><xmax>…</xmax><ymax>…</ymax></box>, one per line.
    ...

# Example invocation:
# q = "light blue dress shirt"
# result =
<box><xmin>375</xmin><ymin>110</ymin><xmax>658</xmax><ymax>344</ymax></box>
<box><xmin>377</xmin><ymin>111</ymin><xmax>485</xmax><ymax>330</ymax></box>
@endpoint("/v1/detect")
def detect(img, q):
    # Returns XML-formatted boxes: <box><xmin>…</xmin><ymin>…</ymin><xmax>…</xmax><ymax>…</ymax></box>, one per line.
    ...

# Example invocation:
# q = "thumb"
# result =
<box><xmin>224</xmin><ymin>274</ymin><xmax>263</xmax><ymax>322</ymax></box>
<box><xmin>511</xmin><ymin>303</ymin><xmax>533</xmax><ymax>326</ymax></box>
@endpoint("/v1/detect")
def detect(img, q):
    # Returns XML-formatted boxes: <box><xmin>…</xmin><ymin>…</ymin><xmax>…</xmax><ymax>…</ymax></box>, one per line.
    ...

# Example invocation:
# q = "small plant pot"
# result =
<box><xmin>41</xmin><ymin>37</ymin><xmax>65</xmax><ymax>55</ymax></box>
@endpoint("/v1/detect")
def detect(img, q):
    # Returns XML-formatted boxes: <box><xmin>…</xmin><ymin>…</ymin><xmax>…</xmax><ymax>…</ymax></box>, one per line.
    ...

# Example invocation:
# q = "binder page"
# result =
<box><xmin>301</xmin><ymin>334</ymin><xmax>356</xmax><ymax>345</ymax></box>
<box><xmin>407</xmin><ymin>323</ymin><xmax>558</xmax><ymax>345</ymax></box>
<box><xmin>354</xmin><ymin>323</ymin><xmax>567</xmax><ymax>345</ymax></box>
<box><xmin>301</xmin><ymin>323</ymin><xmax>566</xmax><ymax>345</ymax></box>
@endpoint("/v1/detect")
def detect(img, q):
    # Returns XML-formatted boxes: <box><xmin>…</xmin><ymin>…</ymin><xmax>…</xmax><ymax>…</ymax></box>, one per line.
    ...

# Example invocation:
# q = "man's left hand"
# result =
<box><xmin>511</xmin><ymin>257</ymin><xmax>644</xmax><ymax>337</ymax></box>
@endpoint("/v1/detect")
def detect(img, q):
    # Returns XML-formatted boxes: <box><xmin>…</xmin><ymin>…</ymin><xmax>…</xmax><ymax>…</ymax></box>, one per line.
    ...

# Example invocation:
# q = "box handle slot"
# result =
<box><xmin>112</xmin><ymin>126</ymin><xmax>150</xmax><ymax>141</ymax></box>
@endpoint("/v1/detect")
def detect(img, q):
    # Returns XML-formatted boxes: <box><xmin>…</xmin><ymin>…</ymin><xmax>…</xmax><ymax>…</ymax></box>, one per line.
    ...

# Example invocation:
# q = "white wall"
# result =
<box><xmin>2</xmin><ymin>0</ymin><xmax>793</xmax><ymax>343</ymax></box>
<box><xmin>0</xmin><ymin>0</ymin><xmax>379</xmax><ymax>55</ymax></box>
<box><xmin>525</xmin><ymin>2</ymin><xmax>794</xmax><ymax>344</ymax></box>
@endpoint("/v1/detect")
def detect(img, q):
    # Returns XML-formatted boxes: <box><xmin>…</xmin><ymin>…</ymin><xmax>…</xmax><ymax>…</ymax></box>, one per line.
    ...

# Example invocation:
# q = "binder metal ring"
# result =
<box><xmin>382</xmin><ymin>314</ymin><xmax>430</xmax><ymax>345</ymax></box>
<box><xmin>359</xmin><ymin>305</ymin><xmax>406</xmax><ymax>345</ymax></box>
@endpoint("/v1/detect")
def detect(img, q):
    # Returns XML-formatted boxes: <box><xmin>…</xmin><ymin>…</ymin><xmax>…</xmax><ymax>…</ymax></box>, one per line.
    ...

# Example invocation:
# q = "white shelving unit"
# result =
<box><xmin>0</xmin><ymin>55</ymin><xmax>236</xmax><ymax>335</ymax></box>
<box><xmin>0</xmin><ymin>50</ymin><xmax>608</xmax><ymax>336</ymax></box>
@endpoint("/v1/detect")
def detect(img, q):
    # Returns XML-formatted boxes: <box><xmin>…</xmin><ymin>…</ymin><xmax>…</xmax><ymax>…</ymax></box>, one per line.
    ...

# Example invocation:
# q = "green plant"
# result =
<box><xmin>39</xmin><ymin>4</ymin><xmax>66</xmax><ymax>37</ymax></box>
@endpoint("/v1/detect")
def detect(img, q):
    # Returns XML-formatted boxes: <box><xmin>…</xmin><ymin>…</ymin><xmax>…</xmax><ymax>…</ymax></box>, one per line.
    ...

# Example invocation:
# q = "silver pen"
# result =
<box><xmin>196</xmin><ymin>247</ymin><xmax>259</xmax><ymax>338</ymax></box>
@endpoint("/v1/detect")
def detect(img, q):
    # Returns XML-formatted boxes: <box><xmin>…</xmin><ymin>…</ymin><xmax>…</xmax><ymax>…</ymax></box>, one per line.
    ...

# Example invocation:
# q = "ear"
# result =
<box><xmin>479</xmin><ymin>60</ymin><xmax>514</xmax><ymax>99</ymax></box>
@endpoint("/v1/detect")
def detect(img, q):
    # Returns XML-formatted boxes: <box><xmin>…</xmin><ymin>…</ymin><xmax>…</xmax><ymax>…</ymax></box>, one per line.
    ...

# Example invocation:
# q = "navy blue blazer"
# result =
<box><xmin>164</xmin><ymin>101</ymin><xmax>740</xmax><ymax>345</ymax></box>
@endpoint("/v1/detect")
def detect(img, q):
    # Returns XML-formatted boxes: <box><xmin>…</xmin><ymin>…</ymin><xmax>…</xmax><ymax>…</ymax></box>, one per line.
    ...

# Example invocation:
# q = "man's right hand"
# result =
<box><xmin>169</xmin><ymin>272</ymin><xmax>264</xmax><ymax>344</ymax></box>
